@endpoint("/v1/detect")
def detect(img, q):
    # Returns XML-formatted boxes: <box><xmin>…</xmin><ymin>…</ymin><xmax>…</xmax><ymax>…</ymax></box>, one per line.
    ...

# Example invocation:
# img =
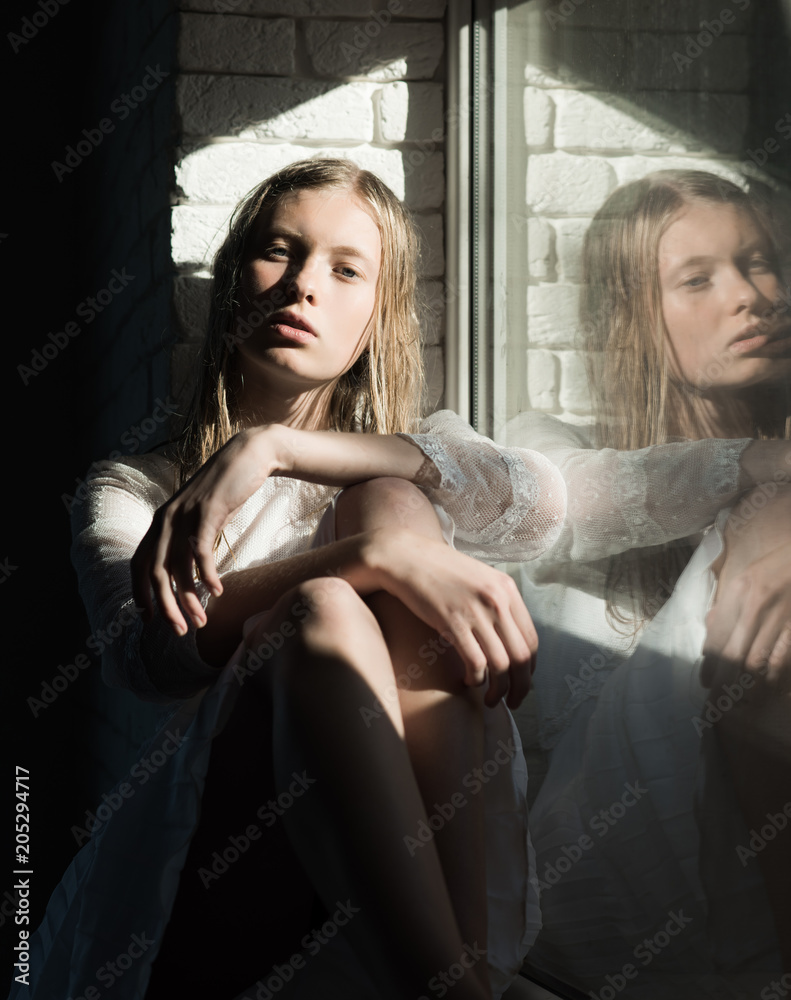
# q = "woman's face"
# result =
<box><xmin>234</xmin><ymin>186</ymin><xmax>381</xmax><ymax>394</ymax></box>
<box><xmin>658</xmin><ymin>199</ymin><xmax>791</xmax><ymax>392</ymax></box>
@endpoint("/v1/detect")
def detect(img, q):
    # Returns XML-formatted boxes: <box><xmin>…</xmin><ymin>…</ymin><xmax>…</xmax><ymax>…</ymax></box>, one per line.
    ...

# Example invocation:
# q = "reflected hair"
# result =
<box><xmin>580</xmin><ymin>169</ymin><xmax>789</xmax><ymax>629</ymax></box>
<box><xmin>175</xmin><ymin>157</ymin><xmax>424</xmax><ymax>485</ymax></box>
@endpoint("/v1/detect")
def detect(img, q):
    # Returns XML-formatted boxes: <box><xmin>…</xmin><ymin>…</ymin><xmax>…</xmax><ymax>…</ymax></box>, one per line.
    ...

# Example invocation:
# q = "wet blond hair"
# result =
<box><xmin>175</xmin><ymin>158</ymin><xmax>424</xmax><ymax>484</ymax></box>
<box><xmin>581</xmin><ymin>170</ymin><xmax>789</xmax><ymax>628</ymax></box>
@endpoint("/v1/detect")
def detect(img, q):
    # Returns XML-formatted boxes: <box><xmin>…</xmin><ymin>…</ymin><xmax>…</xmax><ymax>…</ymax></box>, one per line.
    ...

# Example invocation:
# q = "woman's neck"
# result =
<box><xmin>230</xmin><ymin>367</ymin><xmax>335</xmax><ymax>431</ymax></box>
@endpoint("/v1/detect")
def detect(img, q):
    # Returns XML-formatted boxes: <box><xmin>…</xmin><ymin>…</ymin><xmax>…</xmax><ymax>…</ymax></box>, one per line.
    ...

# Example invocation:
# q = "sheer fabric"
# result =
<box><xmin>498</xmin><ymin>412</ymin><xmax>782</xmax><ymax>995</ymax></box>
<box><xmin>19</xmin><ymin>417</ymin><xmax>567</xmax><ymax>1000</ymax></box>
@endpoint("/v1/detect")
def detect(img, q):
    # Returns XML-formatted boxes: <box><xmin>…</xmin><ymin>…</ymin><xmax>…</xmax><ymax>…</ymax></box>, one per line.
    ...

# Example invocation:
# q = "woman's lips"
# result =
<box><xmin>271</xmin><ymin>322</ymin><xmax>316</xmax><ymax>343</ymax></box>
<box><xmin>730</xmin><ymin>327</ymin><xmax>791</xmax><ymax>355</ymax></box>
<box><xmin>269</xmin><ymin>312</ymin><xmax>317</xmax><ymax>342</ymax></box>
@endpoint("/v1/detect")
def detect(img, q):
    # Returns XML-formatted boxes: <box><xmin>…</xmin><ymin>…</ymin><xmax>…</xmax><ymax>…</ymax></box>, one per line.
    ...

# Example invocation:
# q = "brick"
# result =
<box><xmin>171</xmin><ymin>204</ymin><xmax>234</xmax><ymax>267</ymax></box>
<box><xmin>306</xmin><ymin>20</ymin><xmax>443</xmax><ymax>81</ymax></box>
<box><xmin>558</xmin><ymin>349</ymin><xmax>592</xmax><ymax>413</ymax></box>
<box><xmin>402</xmin><ymin>149</ymin><xmax>444</xmax><ymax>210</ymax></box>
<box><xmin>177</xmin><ymin>14</ymin><xmax>295</xmax><ymax>75</ymax></box>
<box><xmin>414</xmin><ymin>213</ymin><xmax>444</xmax><ymax>277</ymax></box>
<box><xmin>174</xmin><ymin>142</ymin><xmax>443</xmax><ymax>210</ymax></box>
<box><xmin>527</xmin><ymin>284</ymin><xmax>580</xmax><ymax>347</ymax></box>
<box><xmin>527</xmin><ymin>217</ymin><xmax>555</xmax><ymax>280</ymax></box>
<box><xmin>609</xmin><ymin>154</ymin><xmax>746</xmax><ymax>190</ymax></box>
<box><xmin>379</xmin><ymin>82</ymin><xmax>444</xmax><ymax>142</ymax></box>
<box><xmin>522</xmin><ymin>9</ymin><xmax>628</xmax><ymax>92</ymax></box>
<box><xmin>418</xmin><ymin>279</ymin><xmax>444</xmax><ymax>346</ymax></box>
<box><xmin>177</xmin><ymin>75</ymin><xmax>376</xmax><ymax>140</ymax></box>
<box><xmin>178</xmin><ymin>0</ymin><xmax>373</xmax><ymax>15</ymax></box>
<box><xmin>422</xmin><ymin>343</ymin><xmax>444</xmax><ymax>412</ymax></box>
<box><xmin>553</xmin><ymin>218</ymin><xmax>589</xmax><ymax>283</ymax></box>
<box><xmin>526</xmin><ymin>349</ymin><xmax>559</xmax><ymax>411</ymax></box>
<box><xmin>553</xmin><ymin>89</ymin><xmax>744</xmax><ymax>155</ymax></box>
<box><xmin>525</xmin><ymin>87</ymin><xmax>554</xmax><ymax>148</ymax></box>
<box><xmin>527</xmin><ymin>152</ymin><xmax>616</xmax><ymax>215</ymax></box>
<box><xmin>173</xmin><ymin>271</ymin><xmax>213</xmax><ymax>342</ymax></box>
<box><xmin>631</xmin><ymin>31</ymin><xmax>749</xmax><ymax>92</ymax></box>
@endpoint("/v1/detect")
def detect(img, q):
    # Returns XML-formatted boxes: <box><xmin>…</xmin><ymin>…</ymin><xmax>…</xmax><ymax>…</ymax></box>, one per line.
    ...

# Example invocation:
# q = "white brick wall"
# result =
<box><xmin>171</xmin><ymin>0</ymin><xmax>447</xmax><ymax>411</ymax></box>
<box><xmin>522</xmin><ymin>0</ymin><xmax>756</xmax><ymax>422</ymax></box>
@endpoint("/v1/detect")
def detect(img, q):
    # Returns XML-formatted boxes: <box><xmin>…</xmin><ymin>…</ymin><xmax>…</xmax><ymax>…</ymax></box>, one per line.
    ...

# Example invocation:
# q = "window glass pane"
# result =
<box><xmin>477</xmin><ymin>2</ymin><xmax>791</xmax><ymax>997</ymax></box>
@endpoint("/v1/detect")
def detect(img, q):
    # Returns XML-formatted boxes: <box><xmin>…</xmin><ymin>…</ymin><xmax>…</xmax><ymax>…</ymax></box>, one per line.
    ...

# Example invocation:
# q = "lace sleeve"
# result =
<box><xmin>70</xmin><ymin>456</ymin><xmax>219</xmax><ymax>703</ymax></box>
<box><xmin>504</xmin><ymin>411</ymin><xmax>751</xmax><ymax>568</ymax></box>
<box><xmin>397</xmin><ymin>409</ymin><xmax>567</xmax><ymax>562</ymax></box>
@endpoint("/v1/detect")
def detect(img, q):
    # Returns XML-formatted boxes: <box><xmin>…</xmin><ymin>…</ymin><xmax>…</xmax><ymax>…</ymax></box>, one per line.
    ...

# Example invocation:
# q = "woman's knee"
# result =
<box><xmin>246</xmin><ymin>577</ymin><xmax>372</xmax><ymax>664</ymax></box>
<box><xmin>335</xmin><ymin>476</ymin><xmax>437</xmax><ymax>536</ymax></box>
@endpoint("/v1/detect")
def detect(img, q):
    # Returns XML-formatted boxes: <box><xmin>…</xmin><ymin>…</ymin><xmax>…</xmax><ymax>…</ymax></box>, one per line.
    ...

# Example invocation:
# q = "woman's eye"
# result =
<box><xmin>684</xmin><ymin>275</ymin><xmax>709</xmax><ymax>288</ymax></box>
<box><xmin>265</xmin><ymin>245</ymin><xmax>290</xmax><ymax>259</ymax></box>
<box><xmin>337</xmin><ymin>266</ymin><xmax>360</xmax><ymax>279</ymax></box>
<box><xmin>748</xmin><ymin>256</ymin><xmax>772</xmax><ymax>272</ymax></box>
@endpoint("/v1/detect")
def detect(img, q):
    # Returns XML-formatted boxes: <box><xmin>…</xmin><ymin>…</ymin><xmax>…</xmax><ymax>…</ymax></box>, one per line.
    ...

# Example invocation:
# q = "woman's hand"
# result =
<box><xmin>363</xmin><ymin>528</ymin><xmax>538</xmax><ymax>709</ymax></box>
<box><xmin>702</xmin><ymin>484</ymin><xmax>791</xmax><ymax>689</ymax></box>
<box><xmin>131</xmin><ymin>426</ymin><xmax>279</xmax><ymax>634</ymax></box>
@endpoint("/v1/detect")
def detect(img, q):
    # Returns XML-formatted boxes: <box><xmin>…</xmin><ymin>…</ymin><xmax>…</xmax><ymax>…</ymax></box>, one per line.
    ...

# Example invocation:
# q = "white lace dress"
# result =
<box><xmin>502</xmin><ymin>412</ymin><xmax>783</xmax><ymax>997</ymax></box>
<box><xmin>13</xmin><ymin>413</ymin><xmax>565</xmax><ymax>1000</ymax></box>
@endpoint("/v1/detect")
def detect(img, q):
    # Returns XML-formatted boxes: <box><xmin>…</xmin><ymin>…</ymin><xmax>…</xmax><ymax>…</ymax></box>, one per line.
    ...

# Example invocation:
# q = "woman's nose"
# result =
<box><xmin>731</xmin><ymin>268</ymin><xmax>771</xmax><ymax>313</ymax></box>
<box><xmin>286</xmin><ymin>260</ymin><xmax>317</xmax><ymax>301</ymax></box>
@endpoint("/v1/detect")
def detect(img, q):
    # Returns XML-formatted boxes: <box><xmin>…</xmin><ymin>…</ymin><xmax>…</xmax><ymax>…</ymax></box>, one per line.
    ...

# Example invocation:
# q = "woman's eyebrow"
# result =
<box><xmin>664</xmin><ymin>254</ymin><xmax>715</xmax><ymax>278</ymax></box>
<box><xmin>331</xmin><ymin>244</ymin><xmax>376</xmax><ymax>265</ymax></box>
<box><xmin>259</xmin><ymin>228</ymin><xmax>375</xmax><ymax>265</ymax></box>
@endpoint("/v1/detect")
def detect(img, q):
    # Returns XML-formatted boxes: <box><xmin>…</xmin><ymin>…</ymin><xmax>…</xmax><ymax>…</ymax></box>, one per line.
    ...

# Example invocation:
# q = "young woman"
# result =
<box><xmin>507</xmin><ymin>170</ymin><xmax>791</xmax><ymax>997</ymax></box>
<box><xmin>17</xmin><ymin>159</ymin><xmax>567</xmax><ymax>1000</ymax></box>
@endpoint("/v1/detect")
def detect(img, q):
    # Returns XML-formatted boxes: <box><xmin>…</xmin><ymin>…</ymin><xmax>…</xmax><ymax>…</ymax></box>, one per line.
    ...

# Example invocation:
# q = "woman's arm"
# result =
<box><xmin>132</xmin><ymin>418</ymin><xmax>567</xmax><ymax>631</ymax></box>
<box><xmin>703</xmin><ymin>483</ymin><xmax>791</xmax><ymax>684</ymax></box>
<box><xmin>195</xmin><ymin>522</ymin><xmax>535</xmax><ymax>705</ymax></box>
<box><xmin>506</xmin><ymin>410</ymin><xmax>791</xmax><ymax>569</ymax></box>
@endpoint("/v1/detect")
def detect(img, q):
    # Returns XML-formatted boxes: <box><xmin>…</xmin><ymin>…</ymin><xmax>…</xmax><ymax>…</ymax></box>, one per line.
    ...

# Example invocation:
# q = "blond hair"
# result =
<box><xmin>175</xmin><ymin>158</ymin><xmax>424</xmax><ymax>484</ymax></box>
<box><xmin>581</xmin><ymin>170</ymin><xmax>789</xmax><ymax>628</ymax></box>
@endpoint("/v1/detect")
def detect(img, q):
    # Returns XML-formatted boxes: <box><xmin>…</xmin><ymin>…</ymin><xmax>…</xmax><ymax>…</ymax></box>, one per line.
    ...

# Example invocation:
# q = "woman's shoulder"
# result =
<box><xmin>71</xmin><ymin>446</ymin><xmax>178</xmax><ymax>518</ymax></box>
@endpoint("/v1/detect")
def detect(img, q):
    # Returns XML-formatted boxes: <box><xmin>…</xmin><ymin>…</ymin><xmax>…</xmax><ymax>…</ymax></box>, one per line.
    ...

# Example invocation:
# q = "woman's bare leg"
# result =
<box><xmin>246</xmin><ymin>575</ymin><xmax>490</xmax><ymax>1000</ymax></box>
<box><xmin>334</xmin><ymin>477</ymin><xmax>494</xmax><ymax>996</ymax></box>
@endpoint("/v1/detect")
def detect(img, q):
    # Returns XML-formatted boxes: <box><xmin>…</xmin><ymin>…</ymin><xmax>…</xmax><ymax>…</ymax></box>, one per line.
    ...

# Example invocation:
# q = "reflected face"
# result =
<box><xmin>658</xmin><ymin>200</ymin><xmax>791</xmax><ymax>392</ymax></box>
<box><xmin>234</xmin><ymin>187</ymin><xmax>381</xmax><ymax>393</ymax></box>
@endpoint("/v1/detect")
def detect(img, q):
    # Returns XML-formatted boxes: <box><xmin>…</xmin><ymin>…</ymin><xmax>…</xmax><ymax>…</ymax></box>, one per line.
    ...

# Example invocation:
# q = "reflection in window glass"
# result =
<box><xmin>474</xmin><ymin>2</ymin><xmax>791</xmax><ymax>996</ymax></box>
